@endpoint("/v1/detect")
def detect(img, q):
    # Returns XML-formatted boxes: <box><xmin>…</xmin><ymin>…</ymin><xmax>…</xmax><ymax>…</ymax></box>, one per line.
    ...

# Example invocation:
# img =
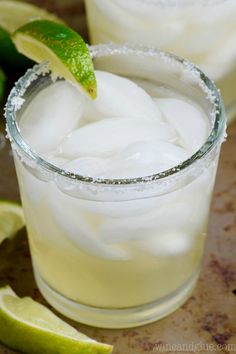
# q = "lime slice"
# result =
<box><xmin>0</xmin><ymin>0</ymin><xmax>62</xmax><ymax>70</ymax></box>
<box><xmin>0</xmin><ymin>67</ymin><xmax>5</xmax><ymax>101</ymax></box>
<box><xmin>12</xmin><ymin>20</ymin><xmax>97</xmax><ymax>99</ymax></box>
<box><xmin>0</xmin><ymin>201</ymin><xmax>25</xmax><ymax>244</ymax></box>
<box><xmin>0</xmin><ymin>286</ymin><xmax>113</xmax><ymax>354</ymax></box>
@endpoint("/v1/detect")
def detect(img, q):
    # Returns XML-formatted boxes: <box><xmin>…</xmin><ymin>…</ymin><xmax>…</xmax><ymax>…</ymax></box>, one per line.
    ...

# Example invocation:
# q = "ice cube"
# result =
<box><xmin>135</xmin><ymin>196</ymin><xmax>208</xmax><ymax>256</ymax></box>
<box><xmin>100</xmin><ymin>141</ymin><xmax>189</xmax><ymax>179</ymax></box>
<box><xmin>46</xmin><ymin>155</ymin><xmax>69</xmax><ymax>168</ymax></box>
<box><xmin>100</xmin><ymin>215</ymin><xmax>157</xmax><ymax>244</ymax></box>
<box><xmin>136</xmin><ymin>231</ymin><xmax>193</xmax><ymax>256</ymax></box>
<box><xmin>155</xmin><ymin>98</ymin><xmax>209</xmax><ymax>153</ymax></box>
<box><xmin>100</xmin><ymin>191</ymin><xmax>207</xmax><ymax>251</ymax></box>
<box><xmin>66</xmin><ymin>198</ymin><xmax>161</xmax><ymax>219</ymax></box>
<box><xmin>88</xmin><ymin>70</ymin><xmax>162</xmax><ymax>121</ymax></box>
<box><xmin>62</xmin><ymin>140</ymin><xmax>187</xmax><ymax>179</ymax></box>
<box><xmin>48</xmin><ymin>185</ymin><xmax>130</xmax><ymax>260</ymax></box>
<box><xmin>99</xmin><ymin>195</ymin><xmax>178</xmax><ymax>244</ymax></box>
<box><xmin>20</xmin><ymin>81</ymin><xmax>88</xmax><ymax>155</ymax></box>
<box><xmin>60</xmin><ymin>118</ymin><xmax>176</xmax><ymax>158</ymax></box>
<box><xmin>63</xmin><ymin>157</ymin><xmax>108</xmax><ymax>177</ymax></box>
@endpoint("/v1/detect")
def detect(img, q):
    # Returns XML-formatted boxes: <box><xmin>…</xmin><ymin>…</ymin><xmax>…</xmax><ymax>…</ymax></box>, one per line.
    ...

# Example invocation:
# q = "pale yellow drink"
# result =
<box><xmin>18</xmin><ymin>169</ymin><xmax>211</xmax><ymax>309</ymax></box>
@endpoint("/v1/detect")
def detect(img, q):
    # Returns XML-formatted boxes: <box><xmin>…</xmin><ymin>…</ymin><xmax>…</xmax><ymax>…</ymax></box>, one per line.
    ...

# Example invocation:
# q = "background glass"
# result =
<box><xmin>85</xmin><ymin>0</ymin><xmax>236</xmax><ymax>122</ymax></box>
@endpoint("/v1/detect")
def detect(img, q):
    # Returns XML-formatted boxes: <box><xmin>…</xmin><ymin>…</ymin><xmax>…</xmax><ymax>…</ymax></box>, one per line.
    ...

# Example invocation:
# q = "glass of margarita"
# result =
<box><xmin>6</xmin><ymin>44</ymin><xmax>226</xmax><ymax>328</ymax></box>
<box><xmin>85</xmin><ymin>0</ymin><xmax>236</xmax><ymax>122</ymax></box>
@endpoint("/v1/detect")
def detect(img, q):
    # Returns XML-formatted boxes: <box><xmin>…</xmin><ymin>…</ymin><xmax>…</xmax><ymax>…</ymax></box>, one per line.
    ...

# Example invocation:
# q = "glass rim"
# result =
<box><xmin>122</xmin><ymin>0</ymin><xmax>229</xmax><ymax>6</ymax></box>
<box><xmin>5</xmin><ymin>43</ymin><xmax>225</xmax><ymax>186</ymax></box>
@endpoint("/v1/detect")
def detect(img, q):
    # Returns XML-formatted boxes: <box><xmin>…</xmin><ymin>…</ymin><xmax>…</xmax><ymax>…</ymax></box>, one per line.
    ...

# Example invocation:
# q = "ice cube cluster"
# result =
<box><xmin>19</xmin><ymin>71</ymin><xmax>212</xmax><ymax>260</ymax></box>
<box><xmin>20</xmin><ymin>70</ymin><xmax>209</xmax><ymax>179</ymax></box>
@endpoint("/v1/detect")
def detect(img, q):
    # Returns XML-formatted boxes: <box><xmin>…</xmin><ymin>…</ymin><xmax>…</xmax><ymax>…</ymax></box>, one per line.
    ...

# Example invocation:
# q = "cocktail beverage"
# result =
<box><xmin>85</xmin><ymin>0</ymin><xmax>236</xmax><ymax>121</ymax></box>
<box><xmin>6</xmin><ymin>45</ymin><xmax>226</xmax><ymax>328</ymax></box>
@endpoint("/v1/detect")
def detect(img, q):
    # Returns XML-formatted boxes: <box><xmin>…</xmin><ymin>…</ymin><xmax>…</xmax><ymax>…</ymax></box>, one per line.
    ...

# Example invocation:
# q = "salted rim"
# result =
<box><xmin>5</xmin><ymin>44</ymin><xmax>225</xmax><ymax>186</ymax></box>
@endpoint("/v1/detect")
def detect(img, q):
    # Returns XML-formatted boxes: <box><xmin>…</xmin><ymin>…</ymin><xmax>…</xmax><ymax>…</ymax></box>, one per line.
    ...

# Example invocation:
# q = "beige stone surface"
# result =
<box><xmin>0</xmin><ymin>1</ymin><xmax>235</xmax><ymax>353</ymax></box>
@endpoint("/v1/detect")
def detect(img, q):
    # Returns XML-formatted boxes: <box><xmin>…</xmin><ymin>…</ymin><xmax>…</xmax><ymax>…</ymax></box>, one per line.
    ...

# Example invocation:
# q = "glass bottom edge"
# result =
<box><xmin>34</xmin><ymin>268</ymin><xmax>200</xmax><ymax>329</ymax></box>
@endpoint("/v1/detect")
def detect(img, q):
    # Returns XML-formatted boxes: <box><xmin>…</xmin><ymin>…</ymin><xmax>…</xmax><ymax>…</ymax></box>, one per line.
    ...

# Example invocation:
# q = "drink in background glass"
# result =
<box><xmin>6</xmin><ymin>44</ymin><xmax>226</xmax><ymax>328</ymax></box>
<box><xmin>85</xmin><ymin>0</ymin><xmax>236</xmax><ymax>122</ymax></box>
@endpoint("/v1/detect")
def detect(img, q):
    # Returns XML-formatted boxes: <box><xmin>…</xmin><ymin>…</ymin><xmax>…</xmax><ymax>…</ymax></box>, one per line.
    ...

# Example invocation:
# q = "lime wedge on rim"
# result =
<box><xmin>0</xmin><ymin>67</ymin><xmax>5</xmax><ymax>101</ymax></box>
<box><xmin>0</xmin><ymin>201</ymin><xmax>25</xmax><ymax>245</ymax></box>
<box><xmin>12</xmin><ymin>19</ymin><xmax>97</xmax><ymax>99</ymax></box>
<box><xmin>0</xmin><ymin>286</ymin><xmax>113</xmax><ymax>354</ymax></box>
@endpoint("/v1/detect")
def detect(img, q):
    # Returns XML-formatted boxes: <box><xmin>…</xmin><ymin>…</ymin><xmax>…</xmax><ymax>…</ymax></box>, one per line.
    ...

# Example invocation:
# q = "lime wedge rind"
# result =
<box><xmin>0</xmin><ymin>286</ymin><xmax>113</xmax><ymax>354</ymax></box>
<box><xmin>12</xmin><ymin>19</ymin><xmax>97</xmax><ymax>99</ymax></box>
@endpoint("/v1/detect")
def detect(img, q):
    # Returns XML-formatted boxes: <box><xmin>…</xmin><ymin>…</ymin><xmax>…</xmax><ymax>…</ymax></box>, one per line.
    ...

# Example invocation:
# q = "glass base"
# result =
<box><xmin>34</xmin><ymin>269</ymin><xmax>200</xmax><ymax>329</ymax></box>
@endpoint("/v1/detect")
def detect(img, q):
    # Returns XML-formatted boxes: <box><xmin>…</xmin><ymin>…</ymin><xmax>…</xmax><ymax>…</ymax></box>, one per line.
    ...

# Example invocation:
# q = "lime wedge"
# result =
<box><xmin>0</xmin><ymin>201</ymin><xmax>25</xmax><ymax>245</ymax></box>
<box><xmin>13</xmin><ymin>20</ymin><xmax>97</xmax><ymax>99</ymax></box>
<box><xmin>0</xmin><ymin>0</ymin><xmax>62</xmax><ymax>70</ymax></box>
<box><xmin>0</xmin><ymin>286</ymin><xmax>113</xmax><ymax>354</ymax></box>
<box><xmin>0</xmin><ymin>67</ymin><xmax>5</xmax><ymax>101</ymax></box>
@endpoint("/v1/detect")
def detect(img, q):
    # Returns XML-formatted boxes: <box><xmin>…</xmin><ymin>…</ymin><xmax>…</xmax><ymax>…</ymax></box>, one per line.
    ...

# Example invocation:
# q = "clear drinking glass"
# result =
<box><xmin>85</xmin><ymin>0</ymin><xmax>236</xmax><ymax>122</ymax></box>
<box><xmin>5</xmin><ymin>44</ymin><xmax>226</xmax><ymax>329</ymax></box>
